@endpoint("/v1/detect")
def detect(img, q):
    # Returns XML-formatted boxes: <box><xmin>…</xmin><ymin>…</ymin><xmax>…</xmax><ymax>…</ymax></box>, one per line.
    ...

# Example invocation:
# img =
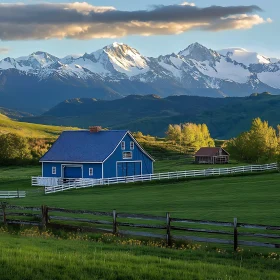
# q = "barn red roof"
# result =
<box><xmin>195</xmin><ymin>147</ymin><xmax>229</xmax><ymax>157</ymax></box>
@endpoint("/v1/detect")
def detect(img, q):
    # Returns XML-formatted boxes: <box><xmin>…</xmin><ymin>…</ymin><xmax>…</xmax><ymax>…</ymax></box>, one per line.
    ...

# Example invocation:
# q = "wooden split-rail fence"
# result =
<box><xmin>0</xmin><ymin>191</ymin><xmax>26</xmax><ymax>199</ymax></box>
<box><xmin>31</xmin><ymin>163</ymin><xmax>278</xmax><ymax>194</ymax></box>
<box><xmin>1</xmin><ymin>203</ymin><xmax>280</xmax><ymax>251</ymax></box>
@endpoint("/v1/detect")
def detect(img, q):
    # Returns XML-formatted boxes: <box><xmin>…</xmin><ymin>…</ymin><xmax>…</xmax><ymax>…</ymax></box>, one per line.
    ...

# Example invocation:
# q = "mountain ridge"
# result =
<box><xmin>20</xmin><ymin>93</ymin><xmax>280</xmax><ymax>139</ymax></box>
<box><xmin>1</xmin><ymin>42</ymin><xmax>280</xmax><ymax>113</ymax></box>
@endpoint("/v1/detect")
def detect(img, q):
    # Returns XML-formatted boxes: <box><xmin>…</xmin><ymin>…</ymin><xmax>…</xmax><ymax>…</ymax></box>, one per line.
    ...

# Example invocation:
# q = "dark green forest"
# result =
<box><xmin>20</xmin><ymin>92</ymin><xmax>280</xmax><ymax>139</ymax></box>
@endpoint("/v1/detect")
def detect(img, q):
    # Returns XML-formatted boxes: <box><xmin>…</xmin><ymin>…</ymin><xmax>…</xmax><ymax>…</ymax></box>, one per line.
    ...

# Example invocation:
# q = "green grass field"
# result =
<box><xmin>0</xmin><ymin>113</ymin><xmax>77</xmax><ymax>138</ymax></box>
<box><xmin>1</xmin><ymin>165</ymin><xmax>279</xmax><ymax>225</ymax></box>
<box><xmin>1</xmin><ymin>230</ymin><xmax>280</xmax><ymax>280</ymax></box>
<box><xmin>1</xmin><ymin>163</ymin><xmax>280</xmax><ymax>279</ymax></box>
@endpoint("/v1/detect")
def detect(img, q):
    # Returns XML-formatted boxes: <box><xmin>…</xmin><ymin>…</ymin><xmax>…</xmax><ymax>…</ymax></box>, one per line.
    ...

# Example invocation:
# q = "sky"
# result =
<box><xmin>0</xmin><ymin>0</ymin><xmax>278</xmax><ymax>59</ymax></box>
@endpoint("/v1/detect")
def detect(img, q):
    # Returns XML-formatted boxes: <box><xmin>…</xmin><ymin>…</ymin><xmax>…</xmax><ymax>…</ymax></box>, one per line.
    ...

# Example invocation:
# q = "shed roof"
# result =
<box><xmin>195</xmin><ymin>147</ymin><xmax>229</xmax><ymax>157</ymax></box>
<box><xmin>40</xmin><ymin>130</ymin><xmax>128</xmax><ymax>163</ymax></box>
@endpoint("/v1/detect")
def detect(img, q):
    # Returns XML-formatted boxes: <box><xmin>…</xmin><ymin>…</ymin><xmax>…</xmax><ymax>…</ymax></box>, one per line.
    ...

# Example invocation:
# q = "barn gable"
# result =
<box><xmin>103</xmin><ymin>132</ymin><xmax>154</xmax><ymax>178</ymax></box>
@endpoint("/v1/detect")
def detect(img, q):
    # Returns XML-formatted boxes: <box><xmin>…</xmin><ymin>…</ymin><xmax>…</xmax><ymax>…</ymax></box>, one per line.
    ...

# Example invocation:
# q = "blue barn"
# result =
<box><xmin>40</xmin><ymin>127</ymin><xmax>154</xmax><ymax>179</ymax></box>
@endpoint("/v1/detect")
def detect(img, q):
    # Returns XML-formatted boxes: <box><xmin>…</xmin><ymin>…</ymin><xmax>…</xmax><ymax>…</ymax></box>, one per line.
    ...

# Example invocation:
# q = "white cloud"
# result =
<box><xmin>267</xmin><ymin>18</ymin><xmax>273</xmax><ymax>23</ymax></box>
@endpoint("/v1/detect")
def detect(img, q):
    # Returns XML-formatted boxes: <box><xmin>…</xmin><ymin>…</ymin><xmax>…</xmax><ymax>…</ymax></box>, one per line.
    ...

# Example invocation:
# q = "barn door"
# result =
<box><xmin>117</xmin><ymin>162</ymin><xmax>141</xmax><ymax>177</ymax></box>
<box><xmin>63</xmin><ymin>166</ymin><xmax>82</xmax><ymax>178</ymax></box>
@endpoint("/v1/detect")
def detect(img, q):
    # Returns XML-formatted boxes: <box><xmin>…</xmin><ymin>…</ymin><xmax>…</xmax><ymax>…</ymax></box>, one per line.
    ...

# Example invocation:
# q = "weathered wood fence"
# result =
<box><xmin>0</xmin><ymin>191</ymin><xmax>26</xmax><ymax>199</ymax></box>
<box><xmin>1</xmin><ymin>203</ymin><xmax>280</xmax><ymax>251</ymax></box>
<box><xmin>32</xmin><ymin>163</ymin><xmax>278</xmax><ymax>194</ymax></box>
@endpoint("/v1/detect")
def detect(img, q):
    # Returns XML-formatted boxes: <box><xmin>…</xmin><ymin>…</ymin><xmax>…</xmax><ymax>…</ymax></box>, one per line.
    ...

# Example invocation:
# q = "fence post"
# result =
<box><xmin>45</xmin><ymin>206</ymin><xmax>49</xmax><ymax>227</ymax></box>
<box><xmin>17</xmin><ymin>189</ymin><xmax>20</xmax><ymax>198</ymax></box>
<box><xmin>41</xmin><ymin>205</ymin><xmax>47</xmax><ymax>230</ymax></box>
<box><xmin>234</xmin><ymin>218</ymin><xmax>238</xmax><ymax>251</ymax></box>
<box><xmin>113</xmin><ymin>209</ymin><xmax>117</xmax><ymax>235</ymax></box>
<box><xmin>1</xmin><ymin>202</ymin><xmax>7</xmax><ymax>226</ymax></box>
<box><xmin>166</xmin><ymin>212</ymin><xmax>171</xmax><ymax>247</ymax></box>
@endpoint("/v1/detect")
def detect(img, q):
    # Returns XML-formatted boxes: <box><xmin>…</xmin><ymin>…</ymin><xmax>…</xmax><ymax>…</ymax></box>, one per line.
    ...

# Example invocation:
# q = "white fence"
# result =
<box><xmin>31</xmin><ymin>163</ymin><xmax>278</xmax><ymax>195</ymax></box>
<box><xmin>0</xmin><ymin>191</ymin><xmax>26</xmax><ymax>199</ymax></box>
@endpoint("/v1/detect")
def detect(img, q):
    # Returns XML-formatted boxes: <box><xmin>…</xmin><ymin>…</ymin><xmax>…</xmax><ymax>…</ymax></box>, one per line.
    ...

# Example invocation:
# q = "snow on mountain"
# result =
<box><xmin>257</xmin><ymin>71</ymin><xmax>280</xmax><ymax>89</ymax></box>
<box><xmin>190</xmin><ymin>57</ymin><xmax>250</xmax><ymax>84</ymax></box>
<box><xmin>157</xmin><ymin>54</ymin><xmax>184</xmax><ymax>79</ymax></box>
<box><xmin>0</xmin><ymin>57</ymin><xmax>33</xmax><ymax>71</ymax></box>
<box><xmin>218</xmin><ymin>48</ymin><xmax>272</xmax><ymax>66</ymax></box>
<box><xmin>16</xmin><ymin>51</ymin><xmax>59</xmax><ymax>69</ymax></box>
<box><xmin>179</xmin><ymin>42</ymin><xmax>220</xmax><ymax>63</ymax></box>
<box><xmin>1</xmin><ymin>42</ymin><xmax>280</xmax><ymax>95</ymax></box>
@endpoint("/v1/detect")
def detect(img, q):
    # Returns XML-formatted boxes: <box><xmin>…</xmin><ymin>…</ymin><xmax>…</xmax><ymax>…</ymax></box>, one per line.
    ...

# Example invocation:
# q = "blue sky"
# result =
<box><xmin>0</xmin><ymin>0</ymin><xmax>278</xmax><ymax>59</ymax></box>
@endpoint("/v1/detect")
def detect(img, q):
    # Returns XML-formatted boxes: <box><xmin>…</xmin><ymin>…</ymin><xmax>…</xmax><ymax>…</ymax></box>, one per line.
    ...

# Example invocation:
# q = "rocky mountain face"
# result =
<box><xmin>1</xmin><ymin>42</ymin><xmax>280</xmax><ymax>113</ymax></box>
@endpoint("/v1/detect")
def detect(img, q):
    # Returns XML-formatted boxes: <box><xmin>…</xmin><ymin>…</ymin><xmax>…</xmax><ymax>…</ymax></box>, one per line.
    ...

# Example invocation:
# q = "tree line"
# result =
<box><xmin>0</xmin><ymin>133</ymin><xmax>52</xmax><ymax>165</ymax></box>
<box><xmin>1</xmin><ymin>118</ymin><xmax>280</xmax><ymax>165</ymax></box>
<box><xmin>225</xmin><ymin>118</ymin><xmax>280</xmax><ymax>163</ymax></box>
<box><xmin>166</xmin><ymin>123</ymin><xmax>215</xmax><ymax>153</ymax></box>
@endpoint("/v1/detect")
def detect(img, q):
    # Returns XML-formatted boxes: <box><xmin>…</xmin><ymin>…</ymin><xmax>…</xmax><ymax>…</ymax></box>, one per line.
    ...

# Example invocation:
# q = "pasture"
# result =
<box><xmin>1</xmin><ymin>162</ymin><xmax>280</xmax><ymax>279</ymax></box>
<box><xmin>0</xmin><ymin>164</ymin><xmax>279</xmax><ymax>224</ymax></box>
<box><xmin>1</xmin><ymin>230</ymin><xmax>280</xmax><ymax>280</ymax></box>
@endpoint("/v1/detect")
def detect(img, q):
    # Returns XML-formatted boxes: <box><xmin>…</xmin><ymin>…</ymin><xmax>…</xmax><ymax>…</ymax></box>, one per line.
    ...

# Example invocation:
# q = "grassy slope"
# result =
<box><xmin>1</xmin><ymin>232</ymin><xmax>280</xmax><ymax>280</ymax></box>
<box><xmin>0</xmin><ymin>113</ymin><xmax>76</xmax><ymax>138</ymax></box>
<box><xmin>1</xmin><ymin>165</ymin><xmax>280</xmax><ymax>224</ymax></box>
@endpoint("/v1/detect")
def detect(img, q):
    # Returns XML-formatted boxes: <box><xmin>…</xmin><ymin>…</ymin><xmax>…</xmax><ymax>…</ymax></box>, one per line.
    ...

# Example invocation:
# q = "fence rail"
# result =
<box><xmin>1</xmin><ymin>203</ymin><xmax>280</xmax><ymax>250</ymax></box>
<box><xmin>31</xmin><ymin>163</ymin><xmax>278</xmax><ymax>194</ymax></box>
<box><xmin>0</xmin><ymin>191</ymin><xmax>26</xmax><ymax>199</ymax></box>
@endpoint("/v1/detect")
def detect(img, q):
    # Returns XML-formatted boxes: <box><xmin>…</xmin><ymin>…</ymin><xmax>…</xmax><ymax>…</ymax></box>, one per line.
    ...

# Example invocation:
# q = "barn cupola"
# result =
<box><xmin>89</xmin><ymin>126</ymin><xmax>102</xmax><ymax>133</ymax></box>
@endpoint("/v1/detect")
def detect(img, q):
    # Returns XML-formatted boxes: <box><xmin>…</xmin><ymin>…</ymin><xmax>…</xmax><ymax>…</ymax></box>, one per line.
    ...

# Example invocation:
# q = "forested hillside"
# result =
<box><xmin>21</xmin><ymin>92</ymin><xmax>280</xmax><ymax>139</ymax></box>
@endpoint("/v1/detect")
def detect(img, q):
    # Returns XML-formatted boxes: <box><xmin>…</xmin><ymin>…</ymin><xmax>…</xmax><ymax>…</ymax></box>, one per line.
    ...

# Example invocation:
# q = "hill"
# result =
<box><xmin>1</xmin><ymin>42</ymin><xmax>280</xmax><ymax>113</ymax></box>
<box><xmin>21</xmin><ymin>93</ymin><xmax>280</xmax><ymax>139</ymax></box>
<box><xmin>0</xmin><ymin>113</ymin><xmax>76</xmax><ymax>138</ymax></box>
<box><xmin>0</xmin><ymin>107</ymin><xmax>33</xmax><ymax>119</ymax></box>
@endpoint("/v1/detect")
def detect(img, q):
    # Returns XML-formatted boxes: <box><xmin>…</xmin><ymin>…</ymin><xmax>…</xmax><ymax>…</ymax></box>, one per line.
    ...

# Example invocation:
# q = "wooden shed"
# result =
<box><xmin>194</xmin><ymin>147</ymin><xmax>229</xmax><ymax>164</ymax></box>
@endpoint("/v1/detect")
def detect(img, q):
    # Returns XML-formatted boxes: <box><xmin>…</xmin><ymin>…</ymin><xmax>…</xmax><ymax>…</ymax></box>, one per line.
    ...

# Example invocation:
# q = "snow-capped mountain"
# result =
<box><xmin>218</xmin><ymin>48</ymin><xmax>279</xmax><ymax>66</ymax></box>
<box><xmin>1</xmin><ymin>42</ymin><xmax>280</xmax><ymax>113</ymax></box>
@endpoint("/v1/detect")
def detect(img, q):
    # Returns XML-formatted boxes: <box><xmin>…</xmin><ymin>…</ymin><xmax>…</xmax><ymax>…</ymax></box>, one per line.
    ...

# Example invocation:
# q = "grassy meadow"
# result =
<box><xmin>1</xmin><ymin>229</ymin><xmax>280</xmax><ymax>280</ymax></box>
<box><xmin>0</xmin><ymin>113</ymin><xmax>77</xmax><ymax>138</ymax></box>
<box><xmin>1</xmin><ymin>162</ymin><xmax>280</xmax><ymax>279</ymax></box>
<box><xmin>0</xmin><ymin>164</ymin><xmax>279</xmax><ymax>224</ymax></box>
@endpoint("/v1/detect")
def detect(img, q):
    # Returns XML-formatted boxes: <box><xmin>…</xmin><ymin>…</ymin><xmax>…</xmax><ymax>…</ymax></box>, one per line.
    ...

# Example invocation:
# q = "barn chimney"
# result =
<box><xmin>89</xmin><ymin>126</ymin><xmax>102</xmax><ymax>133</ymax></box>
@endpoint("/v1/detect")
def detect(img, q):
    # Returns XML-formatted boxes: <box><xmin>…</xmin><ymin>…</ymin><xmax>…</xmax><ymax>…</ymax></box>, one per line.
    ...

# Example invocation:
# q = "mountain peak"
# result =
<box><xmin>103</xmin><ymin>42</ymin><xmax>140</xmax><ymax>55</ymax></box>
<box><xmin>178</xmin><ymin>42</ymin><xmax>219</xmax><ymax>62</ymax></box>
<box><xmin>179</xmin><ymin>42</ymin><xmax>208</xmax><ymax>56</ymax></box>
<box><xmin>111</xmin><ymin>42</ymin><xmax>124</xmax><ymax>48</ymax></box>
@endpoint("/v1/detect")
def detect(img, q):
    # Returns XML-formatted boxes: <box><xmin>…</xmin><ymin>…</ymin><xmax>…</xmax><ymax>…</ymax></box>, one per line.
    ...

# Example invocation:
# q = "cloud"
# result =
<box><xmin>0</xmin><ymin>47</ymin><xmax>10</xmax><ymax>54</ymax></box>
<box><xmin>180</xmin><ymin>2</ymin><xmax>196</xmax><ymax>7</ymax></box>
<box><xmin>0</xmin><ymin>2</ymin><xmax>270</xmax><ymax>40</ymax></box>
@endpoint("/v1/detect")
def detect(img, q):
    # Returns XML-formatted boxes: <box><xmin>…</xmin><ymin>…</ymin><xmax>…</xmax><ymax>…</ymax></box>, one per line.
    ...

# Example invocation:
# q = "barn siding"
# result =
<box><xmin>103</xmin><ymin>134</ymin><xmax>153</xmax><ymax>178</ymax></box>
<box><xmin>82</xmin><ymin>163</ymin><xmax>102</xmax><ymax>179</ymax></box>
<box><xmin>42</xmin><ymin>162</ymin><xmax>62</xmax><ymax>177</ymax></box>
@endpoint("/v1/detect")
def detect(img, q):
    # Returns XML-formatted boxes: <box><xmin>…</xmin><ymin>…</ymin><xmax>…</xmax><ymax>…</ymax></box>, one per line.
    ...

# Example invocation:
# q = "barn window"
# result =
<box><xmin>121</xmin><ymin>141</ymin><xmax>125</xmax><ymax>150</ymax></box>
<box><xmin>52</xmin><ymin>167</ymin><xmax>56</xmax><ymax>175</ymax></box>
<box><xmin>130</xmin><ymin>141</ymin><xmax>134</xmax><ymax>150</ymax></box>
<box><xmin>89</xmin><ymin>168</ymin><xmax>93</xmax><ymax>176</ymax></box>
<box><xmin>123</xmin><ymin>151</ymin><xmax>132</xmax><ymax>159</ymax></box>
